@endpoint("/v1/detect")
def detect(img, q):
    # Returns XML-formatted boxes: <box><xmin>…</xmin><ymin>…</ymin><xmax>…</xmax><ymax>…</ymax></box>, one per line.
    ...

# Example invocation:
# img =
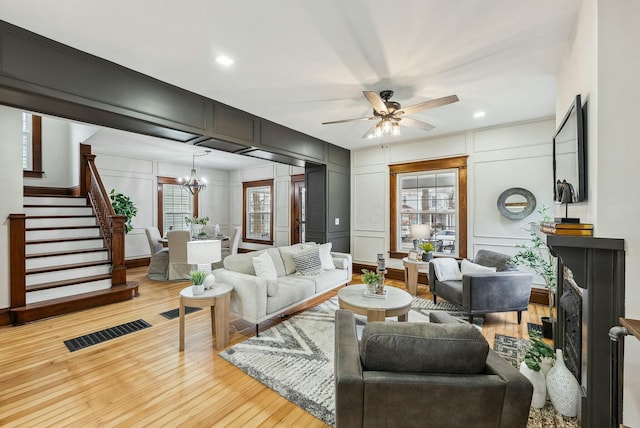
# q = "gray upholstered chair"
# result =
<box><xmin>222</xmin><ymin>226</ymin><xmax>241</xmax><ymax>257</ymax></box>
<box><xmin>428</xmin><ymin>249</ymin><xmax>533</xmax><ymax>324</ymax></box>
<box><xmin>145</xmin><ymin>227</ymin><xmax>169</xmax><ymax>280</ymax></box>
<box><xmin>334</xmin><ymin>309</ymin><xmax>533</xmax><ymax>428</ymax></box>
<box><xmin>167</xmin><ymin>230</ymin><xmax>192</xmax><ymax>280</ymax></box>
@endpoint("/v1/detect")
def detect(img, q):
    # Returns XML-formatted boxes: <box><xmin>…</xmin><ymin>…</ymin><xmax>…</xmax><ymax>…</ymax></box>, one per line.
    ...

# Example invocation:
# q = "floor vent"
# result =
<box><xmin>160</xmin><ymin>306</ymin><xmax>202</xmax><ymax>320</ymax></box>
<box><xmin>64</xmin><ymin>319</ymin><xmax>151</xmax><ymax>352</ymax></box>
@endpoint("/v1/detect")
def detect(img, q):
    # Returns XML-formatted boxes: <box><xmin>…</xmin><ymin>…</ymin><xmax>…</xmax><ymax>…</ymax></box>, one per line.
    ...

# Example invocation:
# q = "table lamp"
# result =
<box><xmin>187</xmin><ymin>240</ymin><xmax>222</xmax><ymax>289</ymax></box>
<box><xmin>410</xmin><ymin>224</ymin><xmax>431</xmax><ymax>250</ymax></box>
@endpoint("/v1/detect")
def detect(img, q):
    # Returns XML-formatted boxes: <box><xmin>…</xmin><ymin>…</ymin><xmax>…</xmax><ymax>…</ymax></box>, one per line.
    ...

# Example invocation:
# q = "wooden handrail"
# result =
<box><xmin>81</xmin><ymin>144</ymin><xmax>127</xmax><ymax>285</ymax></box>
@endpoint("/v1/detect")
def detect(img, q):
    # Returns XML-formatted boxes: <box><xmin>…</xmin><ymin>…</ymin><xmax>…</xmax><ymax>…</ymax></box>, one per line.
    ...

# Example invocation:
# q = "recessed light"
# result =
<box><xmin>473</xmin><ymin>111</ymin><xmax>486</xmax><ymax>118</ymax></box>
<box><xmin>216</xmin><ymin>56</ymin><xmax>234</xmax><ymax>67</ymax></box>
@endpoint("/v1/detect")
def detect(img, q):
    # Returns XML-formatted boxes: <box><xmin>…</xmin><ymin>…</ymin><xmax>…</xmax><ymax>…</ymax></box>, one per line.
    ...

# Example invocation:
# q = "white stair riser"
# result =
<box><xmin>24</xmin><ymin>196</ymin><xmax>88</xmax><ymax>206</ymax></box>
<box><xmin>27</xmin><ymin>228</ymin><xmax>101</xmax><ymax>241</ymax></box>
<box><xmin>26</xmin><ymin>265</ymin><xmax>111</xmax><ymax>286</ymax></box>
<box><xmin>27</xmin><ymin>251</ymin><xmax>109</xmax><ymax>270</ymax></box>
<box><xmin>26</xmin><ymin>279</ymin><xmax>112</xmax><ymax>304</ymax></box>
<box><xmin>26</xmin><ymin>239</ymin><xmax>105</xmax><ymax>254</ymax></box>
<box><xmin>24</xmin><ymin>206</ymin><xmax>93</xmax><ymax>216</ymax></box>
<box><xmin>27</xmin><ymin>217</ymin><xmax>97</xmax><ymax>228</ymax></box>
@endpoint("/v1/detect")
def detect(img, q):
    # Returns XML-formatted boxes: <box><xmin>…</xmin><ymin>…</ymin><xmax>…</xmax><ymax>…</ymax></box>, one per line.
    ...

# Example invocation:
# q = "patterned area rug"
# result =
<box><xmin>220</xmin><ymin>296</ymin><xmax>573</xmax><ymax>427</ymax></box>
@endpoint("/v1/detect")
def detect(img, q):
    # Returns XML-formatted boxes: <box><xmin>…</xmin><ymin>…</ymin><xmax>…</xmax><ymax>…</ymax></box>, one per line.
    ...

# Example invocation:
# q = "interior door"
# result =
<box><xmin>291</xmin><ymin>174</ymin><xmax>305</xmax><ymax>244</ymax></box>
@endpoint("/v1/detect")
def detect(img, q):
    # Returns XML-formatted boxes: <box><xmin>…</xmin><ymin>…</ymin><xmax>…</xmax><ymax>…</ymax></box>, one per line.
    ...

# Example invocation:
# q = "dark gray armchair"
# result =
<box><xmin>428</xmin><ymin>249</ymin><xmax>533</xmax><ymax>324</ymax></box>
<box><xmin>334</xmin><ymin>309</ymin><xmax>533</xmax><ymax>428</ymax></box>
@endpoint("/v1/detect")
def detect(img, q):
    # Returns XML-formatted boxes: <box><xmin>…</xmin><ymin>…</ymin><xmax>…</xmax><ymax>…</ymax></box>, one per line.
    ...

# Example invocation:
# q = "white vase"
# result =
<box><xmin>546</xmin><ymin>349</ymin><xmax>580</xmax><ymax>417</ymax></box>
<box><xmin>192</xmin><ymin>284</ymin><xmax>204</xmax><ymax>295</ymax></box>
<box><xmin>519</xmin><ymin>361</ymin><xmax>547</xmax><ymax>408</ymax></box>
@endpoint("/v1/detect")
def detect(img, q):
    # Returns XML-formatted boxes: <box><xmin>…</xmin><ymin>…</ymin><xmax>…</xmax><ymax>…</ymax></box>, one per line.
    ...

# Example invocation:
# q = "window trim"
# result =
<box><xmin>243</xmin><ymin>179</ymin><xmax>274</xmax><ymax>245</ymax></box>
<box><xmin>157</xmin><ymin>176</ymin><xmax>199</xmax><ymax>235</ymax></box>
<box><xmin>389</xmin><ymin>156</ymin><xmax>468</xmax><ymax>259</ymax></box>
<box><xmin>23</xmin><ymin>114</ymin><xmax>43</xmax><ymax>178</ymax></box>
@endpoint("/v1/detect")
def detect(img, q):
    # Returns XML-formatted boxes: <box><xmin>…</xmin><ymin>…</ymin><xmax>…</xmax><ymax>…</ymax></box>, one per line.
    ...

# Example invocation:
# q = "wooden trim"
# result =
<box><xmin>157</xmin><ymin>176</ymin><xmax>199</xmax><ymax>235</ymax></box>
<box><xmin>290</xmin><ymin>174</ymin><xmax>305</xmax><ymax>245</ymax></box>
<box><xmin>125</xmin><ymin>258</ymin><xmax>149</xmax><ymax>269</ymax></box>
<box><xmin>8</xmin><ymin>214</ymin><xmax>26</xmax><ymax>308</ymax></box>
<box><xmin>23</xmin><ymin>186</ymin><xmax>77</xmax><ymax>196</ymax></box>
<box><xmin>242</xmin><ymin>179</ymin><xmax>274</xmax><ymax>244</ymax></box>
<box><xmin>0</xmin><ymin>309</ymin><xmax>11</xmax><ymax>326</ymax></box>
<box><xmin>23</xmin><ymin>115</ymin><xmax>43</xmax><ymax>178</ymax></box>
<box><xmin>530</xmin><ymin>287</ymin><xmax>550</xmax><ymax>305</ymax></box>
<box><xmin>79</xmin><ymin>143</ymin><xmax>91</xmax><ymax>197</ymax></box>
<box><xmin>389</xmin><ymin>156</ymin><xmax>468</xmax><ymax>260</ymax></box>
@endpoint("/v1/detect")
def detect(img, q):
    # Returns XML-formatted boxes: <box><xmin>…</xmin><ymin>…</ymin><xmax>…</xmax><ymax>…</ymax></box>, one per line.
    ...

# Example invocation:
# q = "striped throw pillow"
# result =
<box><xmin>293</xmin><ymin>246</ymin><xmax>323</xmax><ymax>276</ymax></box>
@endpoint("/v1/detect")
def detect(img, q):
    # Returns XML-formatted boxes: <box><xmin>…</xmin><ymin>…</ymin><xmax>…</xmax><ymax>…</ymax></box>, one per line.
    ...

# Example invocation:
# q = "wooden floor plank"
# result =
<box><xmin>0</xmin><ymin>266</ymin><xmax>542</xmax><ymax>426</ymax></box>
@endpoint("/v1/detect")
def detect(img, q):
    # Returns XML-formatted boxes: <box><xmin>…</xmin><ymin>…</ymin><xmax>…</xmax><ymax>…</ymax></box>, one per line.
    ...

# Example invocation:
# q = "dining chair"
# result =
<box><xmin>222</xmin><ymin>226</ymin><xmax>241</xmax><ymax>257</ymax></box>
<box><xmin>145</xmin><ymin>227</ymin><xmax>169</xmax><ymax>280</ymax></box>
<box><xmin>167</xmin><ymin>230</ymin><xmax>193</xmax><ymax>280</ymax></box>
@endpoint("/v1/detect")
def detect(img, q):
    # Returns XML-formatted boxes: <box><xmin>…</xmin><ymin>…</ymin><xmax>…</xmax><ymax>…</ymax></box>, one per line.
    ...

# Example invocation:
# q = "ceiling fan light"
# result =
<box><xmin>392</xmin><ymin>122</ymin><xmax>401</xmax><ymax>136</ymax></box>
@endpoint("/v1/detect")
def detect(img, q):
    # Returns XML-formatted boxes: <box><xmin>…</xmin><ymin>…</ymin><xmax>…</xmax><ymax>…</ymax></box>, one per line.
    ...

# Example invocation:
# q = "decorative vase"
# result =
<box><xmin>192</xmin><ymin>283</ymin><xmax>205</xmax><ymax>295</ymax></box>
<box><xmin>422</xmin><ymin>251</ymin><xmax>433</xmax><ymax>262</ymax></box>
<box><xmin>191</xmin><ymin>224</ymin><xmax>203</xmax><ymax>239</ymax></box>
<box><xmin>376</xmin><ymin>277</ymin><xmax>385</xmax><ymax>295</ymax></box>
<box><xmin>546</xmin><ymin>349</ymin><xmax>580</xmax><ymax>417</ymax></box>
<box><xmin>203</xmin><ymin>274</ymin><xmax>216</xmax><ymax>290</ymax></box>
<box><xmin>519</xmin><ymin>361</ymin><xmax>547</xmax><ymax>408</ymax></box>
<box><xmin>541</xmin><ymin>316</ymin><xmax>554</xmax><ymax>339</ymax></box>
<box><xmin>365</xmin><ymin>282</ymin><xmax>377</xmax><ymax>294</ymax></box>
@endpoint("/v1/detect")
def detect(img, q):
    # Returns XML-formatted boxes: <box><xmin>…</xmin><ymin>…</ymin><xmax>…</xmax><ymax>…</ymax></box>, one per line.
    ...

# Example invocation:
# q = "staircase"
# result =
<box><xmin>24</xmin><ymin>195</ymin><xmax>112</xmax><ymax>304</ymax></box>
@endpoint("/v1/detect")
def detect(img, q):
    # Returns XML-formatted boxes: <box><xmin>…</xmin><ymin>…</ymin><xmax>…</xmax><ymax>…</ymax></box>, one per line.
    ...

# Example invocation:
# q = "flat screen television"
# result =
<box><xmin>553</xmin><ymin>94</ymin><xmax>587</xmax><ymax>203</ymax></box>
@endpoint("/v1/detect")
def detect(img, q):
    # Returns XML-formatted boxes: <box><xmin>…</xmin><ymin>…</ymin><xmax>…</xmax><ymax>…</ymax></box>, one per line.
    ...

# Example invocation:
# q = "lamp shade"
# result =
<box><xmin>187</xmin><ymin>240</ymin><xmax>222</xmax><ymax>265</ymax></box>
<box><xmin>410</xmin><ymin>224</ymin><xmax>431</xmax><ymax>240</ymax></box>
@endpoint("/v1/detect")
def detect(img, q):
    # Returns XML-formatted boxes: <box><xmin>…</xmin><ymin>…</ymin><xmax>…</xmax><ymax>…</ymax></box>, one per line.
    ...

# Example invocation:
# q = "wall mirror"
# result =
<box><xmin>553</xmin><ymin>94</ymin><xmax>587</xmax><ymax>202</ymax></box>
<box><xmin>497</xmin><ymin>187</ymin><xmax>536</xmax><ymax>220</ymax></box>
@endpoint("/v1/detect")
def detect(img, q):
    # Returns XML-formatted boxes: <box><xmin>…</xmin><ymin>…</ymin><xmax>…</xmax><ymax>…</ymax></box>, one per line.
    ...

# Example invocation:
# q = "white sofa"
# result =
<box><xmin>213</xmin><ymin>243</ymin><xmax>352</xmax><ymax>335</ymax></box>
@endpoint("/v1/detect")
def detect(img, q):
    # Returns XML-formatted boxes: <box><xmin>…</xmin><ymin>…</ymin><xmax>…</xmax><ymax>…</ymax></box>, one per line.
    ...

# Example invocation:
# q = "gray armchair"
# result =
<box><xmin>428</xmin><ymin>249</ymin><xmax>533</xmax><ymax>324</ymax></box>
<box><xmin>334</xmin><ymin>309</ymin><xmax>533</xmax><ymax>428</ymax></box>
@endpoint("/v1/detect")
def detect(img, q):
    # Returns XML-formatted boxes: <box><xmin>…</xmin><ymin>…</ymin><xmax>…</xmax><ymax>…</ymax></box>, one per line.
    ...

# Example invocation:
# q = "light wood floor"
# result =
<box><xmin>0</xmin><ymin>267</ymin><xmax>548</xmax><ymax>427</ymax></box>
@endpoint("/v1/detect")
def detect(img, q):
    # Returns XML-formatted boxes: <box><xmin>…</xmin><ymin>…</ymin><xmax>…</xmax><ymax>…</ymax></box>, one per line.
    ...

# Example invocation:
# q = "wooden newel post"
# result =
<box><xmin>109</xmin><ymin>215</ymin><xmax>127</xmax><ymax>285</ymax></box>
<box><xmin>8</xmin><ymin>214</ymin><xmax>26</xmax><ymax>309</ymax></box>
<box><xmin>80</xmin><ymin>144</ymin><xmax>92</xmax><ymax>198</ymax></box>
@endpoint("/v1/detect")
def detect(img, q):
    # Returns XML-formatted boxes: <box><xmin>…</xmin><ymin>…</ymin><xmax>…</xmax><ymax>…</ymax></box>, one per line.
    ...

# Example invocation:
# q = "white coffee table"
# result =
<box><xmin>338</xmin><ymin>284</ymin><xmax>412</xmax><ymax>322</ymax></box>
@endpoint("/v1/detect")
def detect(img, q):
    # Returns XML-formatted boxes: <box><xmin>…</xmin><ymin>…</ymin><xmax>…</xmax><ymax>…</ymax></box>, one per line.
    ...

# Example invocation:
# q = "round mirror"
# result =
<box><xmin>497</xmin><ymin>188</ymin><xmax>537</xmax><ymax>220</ymax></box>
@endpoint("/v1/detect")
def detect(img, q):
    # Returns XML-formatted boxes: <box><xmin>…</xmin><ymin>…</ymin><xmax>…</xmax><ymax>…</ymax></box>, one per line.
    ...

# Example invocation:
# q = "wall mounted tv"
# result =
<box><xmin>553</xmin><ymin>94</ymin><xmax>587</xmax><ymax>203</ymax></box>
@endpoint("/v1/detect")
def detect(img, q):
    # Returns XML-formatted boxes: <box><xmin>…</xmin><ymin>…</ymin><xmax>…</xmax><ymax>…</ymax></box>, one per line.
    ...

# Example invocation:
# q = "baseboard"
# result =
<box><xmin>125</xmin><ymin>257</ymin><xmax>149</xmax><ymax>269</ymax></box>
<box><xmin>23</xmin><ymin>186</ymin><xmax>77</xmax><ymax>196</ymax></box>
<box><xmin>0</xmin><ymin>308</ymin><xmax>12</xmax><ymax>326</ymax></box>
<box><xmin>530</xmin><ymin>288</ymin><xmax>550</xmax><ymax>305</ymax></box>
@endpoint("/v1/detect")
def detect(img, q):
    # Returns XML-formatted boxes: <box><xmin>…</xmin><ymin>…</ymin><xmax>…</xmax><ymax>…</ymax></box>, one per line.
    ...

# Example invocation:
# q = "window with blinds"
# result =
<box><xmin>163</xmin><ymin>184</ymin><xmax>192</xmax><ymax>235</ymax></box>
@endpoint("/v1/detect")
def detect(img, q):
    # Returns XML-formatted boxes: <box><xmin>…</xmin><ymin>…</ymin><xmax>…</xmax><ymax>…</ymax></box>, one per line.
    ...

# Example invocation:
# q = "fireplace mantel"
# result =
<box><xmin>546</xmin><ymin>235</ymin><xmax>625</xmax><ymax>428</ymax></box>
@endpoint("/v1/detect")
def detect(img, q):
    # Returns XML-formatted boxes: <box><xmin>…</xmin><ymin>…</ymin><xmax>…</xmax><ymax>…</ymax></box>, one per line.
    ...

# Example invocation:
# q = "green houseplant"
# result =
<box><xmin>419</xmin><ymin>241</ymin><xmax>435</xmax><ymax>261</ymax></box>
<box><xmin>109</xmin><ymin>189</ymin><xmax>138</xmax><ymax>234</ymax></box>
<box><xmin>511</xmin><ymin>205</ymin><xmax>557</xmax><ymax>338</ymax></box>
<box><xmin>189</xmin><ymin>270</ymin><xmax>207</xmax><ymax>295</ymax></box>
<box><xmin>361</xmin><ymin>269</ymin><xmax>381</xmax><ymax>293</ymax></box>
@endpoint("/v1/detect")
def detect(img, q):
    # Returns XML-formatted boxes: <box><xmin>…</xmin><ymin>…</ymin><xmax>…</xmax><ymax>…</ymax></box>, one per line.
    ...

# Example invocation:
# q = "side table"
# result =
<box><xmin>402</xmin><ymin>257</ymin><xmax>430</xmax><ymax>295</ymax></box>
<box><xmin>179</xmin><ymin>283</ymin><xmax>233</xmax><ymax>351</ymax></box>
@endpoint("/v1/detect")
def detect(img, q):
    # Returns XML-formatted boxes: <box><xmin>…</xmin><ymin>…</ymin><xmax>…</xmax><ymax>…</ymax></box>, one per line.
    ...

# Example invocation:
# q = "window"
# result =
<box><xmin>22</xmin><ymin>113</ymin><xmax>43</xmax><ymax>178</ymax></box>
<box><xmin>243</xmin><ymin>179</ymin><xmax>273</xmax><ymax>244</ymax></box>
<box><xmin>157</xmin><ymin>177</ymin><xmax>198</xmax><ymax>236</ymax></box>
<box><xmin>389</xmin><ymin>156</ymin><xmax>467</xmax><ymax>259</ymax></box>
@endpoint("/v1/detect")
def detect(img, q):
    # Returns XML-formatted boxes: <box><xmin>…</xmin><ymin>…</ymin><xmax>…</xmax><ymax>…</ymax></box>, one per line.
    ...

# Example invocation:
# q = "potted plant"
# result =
<box><xmin>361</xmin><ymin>269</ymin><xmax>381</xmax><ymax>294</ymax></box>
<box><xmin>109</xmin><ymin>189</ymin><xmax>138</xmax><ymax>234</ymax></box>
<box><xmin>185</xmin><ymin>216</ymin><xmax>210</xmax><ymax>238</ymax></box>
<box><xmin>189</xmin><ymin>270</ymin><xmax>207</xmax><ymax>295</ymax></box>
<box><xmin>511</xmin><ymin>206</ymin><xmax>557</xmax><ymax>338</ymax></box>
<box><xmin>419</xmin><ymin>241</ymin><xmax>435</xmax><ymax>261</ymax></box>
<box><xmin>519</xmin><ymin>331</ymin><xmax>556</xmax><ymax>408</ymax></box>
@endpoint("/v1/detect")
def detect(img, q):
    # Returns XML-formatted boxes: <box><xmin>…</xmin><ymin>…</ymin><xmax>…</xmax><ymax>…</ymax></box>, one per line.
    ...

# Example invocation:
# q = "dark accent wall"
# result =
<box><xmin>0</xmin><ymin>19</ymin><xmax>350</xmax><ymax>249</ymax></box>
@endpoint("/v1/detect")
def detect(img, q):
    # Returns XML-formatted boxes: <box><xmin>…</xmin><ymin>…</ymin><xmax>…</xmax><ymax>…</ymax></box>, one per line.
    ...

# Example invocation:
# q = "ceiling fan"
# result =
<box><xmin>322</xmin><ymin>90</ymin><xmax>459</xmax><ymax>138</ymax></box>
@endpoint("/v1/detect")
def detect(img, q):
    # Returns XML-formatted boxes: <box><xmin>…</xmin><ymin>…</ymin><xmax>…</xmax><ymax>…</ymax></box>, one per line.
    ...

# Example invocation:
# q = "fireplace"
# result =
<box><xmin>547</xmin><ymin>235</ymin><xmax>625</xmax><ymax>428</ymax></box>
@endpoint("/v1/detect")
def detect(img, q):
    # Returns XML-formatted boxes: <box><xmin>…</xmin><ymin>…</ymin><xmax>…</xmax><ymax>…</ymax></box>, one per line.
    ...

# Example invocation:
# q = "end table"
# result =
<box><xmin>179</xmin><ymin>283</ymin><xmax>233</xmax><ymax>351</ymax></box>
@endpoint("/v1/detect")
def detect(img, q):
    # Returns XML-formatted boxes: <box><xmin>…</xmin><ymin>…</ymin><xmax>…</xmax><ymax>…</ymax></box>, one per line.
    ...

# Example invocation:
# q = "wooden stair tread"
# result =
<box><xmin>27</xmin><ymin>259</ymin><xmax>111</xmax><ymax>275</ymax></box>
<box><xmin>26</xmin><ymin>248</ymin><xmax>108</xmax><ymax>259</ymax></box>
<box><xmin>27</xmin><ymin>237</ymin><xmax>104</xmax><ymax>245</ymax></box>
<box><xmin>27</xmin><ymin>274</ymin><xmax>112</xmax><ymax>292</ymax></box>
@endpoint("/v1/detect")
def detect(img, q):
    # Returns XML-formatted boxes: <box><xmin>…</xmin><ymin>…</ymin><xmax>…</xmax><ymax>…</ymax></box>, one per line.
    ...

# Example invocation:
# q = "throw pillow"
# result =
<box><xmin>253</xmin><ymin>252</ymin><xmax>279</xmax><ymax>296</ymax></box>
<box><xmin>278</xmin><ymin>244</ymin><xmax>305</xmax><ymax>275</ymax></box>
<box><xmin>293</xmin><ymin>246</ymin><xmax>323</xmax><ymax>276</ymax></box>
<box><xmin>318</xmin><ymin>242</ymin><xmax>335</xmax><ymax>270</ymax></box>
<box><xmin>431</xmin><ymin>257</ymin><xmax>462</xmax><ymax>281</ymax></box>
<box><xmin>461</xmin><ymin>259</ymin><xmax>498</xmax><ymax>275</ymax></box>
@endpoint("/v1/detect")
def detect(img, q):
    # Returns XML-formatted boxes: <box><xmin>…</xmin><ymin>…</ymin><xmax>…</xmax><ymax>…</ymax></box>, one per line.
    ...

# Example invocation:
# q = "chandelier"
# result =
<box><xmin>182</xmin><ymin>151</ymin><xmax>210</xmax><ymax>195</ymax></box>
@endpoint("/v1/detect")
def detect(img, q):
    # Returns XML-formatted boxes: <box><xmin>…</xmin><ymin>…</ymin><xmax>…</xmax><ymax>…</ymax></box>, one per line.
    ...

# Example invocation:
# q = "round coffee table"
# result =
<box><xmin>179</xmin><ymin>283</ymin><xmax>233</xmax><ymax>351</ymax></box>
<box><xmin>338</xmin><ymin>284</ymin><xmax>412</xmax><ymax>322</ymax></box>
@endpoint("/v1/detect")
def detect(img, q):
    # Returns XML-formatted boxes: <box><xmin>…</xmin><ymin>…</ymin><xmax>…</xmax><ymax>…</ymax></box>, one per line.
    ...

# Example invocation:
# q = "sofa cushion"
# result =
<box><xmin>266</xmin><ymin>277</ymin><xmax>315</xmax><ymax>314</ymax></box>
<box><xmin>303</xmin><ymin>268</ymin><xmax>349</xmax><ymax>293</ymax></box>
<box><xmin>431</xmin><ymin>258</ymin><xmax>462</xmax><ymax>281</ymax></box>
<box><xmin>318</xmin><ymin>242</ymin><xmax>335</xmax><ymax>270</ymax></box>
<box><xmin>360</xmin><ymin>322</ymin><xmax>489</xmax><ymax>374</ymax></box>
<box><xmin>278</xmin><ymin>244</ymin><xmax>305</xmax><ymax>275</ymax></box>
<box><xmin>461</xmin><ymin>259</ymin><xmax>497</xmax><ymax>275</ymax></box>
<box><xmin>293</xmin><ymin>246</ymin><xmax>323</xmax><ymax>276</ymax></box>
<box><xmin>265</xmin><ymin>248</ymin><xmax>287</xmax><ymax>277</ymax></box>
<box><xmin>224</xmin><ymin>250</ymin><xmax>265</xmax><ymax>275</ymax></box>
<box><xmin>252</xmin><ymin>252</ymin><xmax>279</xmax><ymax>296</ymax></box>
<box><xmin>473</xmin><ymin>249</ymin><xmax>514</xmax><ymax>272</ymax></box>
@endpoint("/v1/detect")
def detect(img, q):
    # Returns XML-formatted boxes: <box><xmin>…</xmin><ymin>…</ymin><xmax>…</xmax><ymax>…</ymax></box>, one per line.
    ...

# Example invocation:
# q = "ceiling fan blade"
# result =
<box><xmin>363</xmin><ymin>91</ymin><xmax>388</xmax><ymax>115</ymax></box>
<box><xmin>322</xmin><ymin>116</ymin><xmax>376</xmax><ymax>125</ymax></box>
<box><xmin>362</xmin><ymin>123</ymin><xmax>380</xmax><ymax>139</ymax></box>
<box><xmin>397</xmin><ymin>94</ymin><xmax>459</xmax><ymax>116</ymax></box>
<box><xmin>398</xmin><ymin>117</ymin><xmax>435</xmax><ymax>132</ymax></box>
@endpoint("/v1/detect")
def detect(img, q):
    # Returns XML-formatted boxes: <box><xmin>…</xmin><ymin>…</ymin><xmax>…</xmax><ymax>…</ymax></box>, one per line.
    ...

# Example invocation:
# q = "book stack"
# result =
<box><xmin>540</xmin><ymin>221</ymin><xmax>594</xmax><ymax>236</ymax></box>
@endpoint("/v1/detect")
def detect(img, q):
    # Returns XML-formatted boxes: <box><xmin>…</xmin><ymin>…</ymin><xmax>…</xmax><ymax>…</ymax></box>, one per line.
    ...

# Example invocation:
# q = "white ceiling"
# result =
<box><xmin>0</xmin><ymin>0</ymin><xmax>580</xmax><ymax>168</ymax></box>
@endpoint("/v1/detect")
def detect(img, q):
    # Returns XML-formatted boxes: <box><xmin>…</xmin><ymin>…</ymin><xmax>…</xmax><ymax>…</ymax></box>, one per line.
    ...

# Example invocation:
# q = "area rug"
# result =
<box><xmin>220</xmin><ymin>296</ymin><xmax>570</xmax><ymax>427</ymax></box>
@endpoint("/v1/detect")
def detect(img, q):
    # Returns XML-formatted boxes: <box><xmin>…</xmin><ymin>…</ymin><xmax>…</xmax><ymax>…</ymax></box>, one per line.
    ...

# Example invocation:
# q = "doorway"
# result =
<box><xmin>291</xmin><ymin>174</ymin><xmax>305</xmax><ymax>244</ymax></box>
